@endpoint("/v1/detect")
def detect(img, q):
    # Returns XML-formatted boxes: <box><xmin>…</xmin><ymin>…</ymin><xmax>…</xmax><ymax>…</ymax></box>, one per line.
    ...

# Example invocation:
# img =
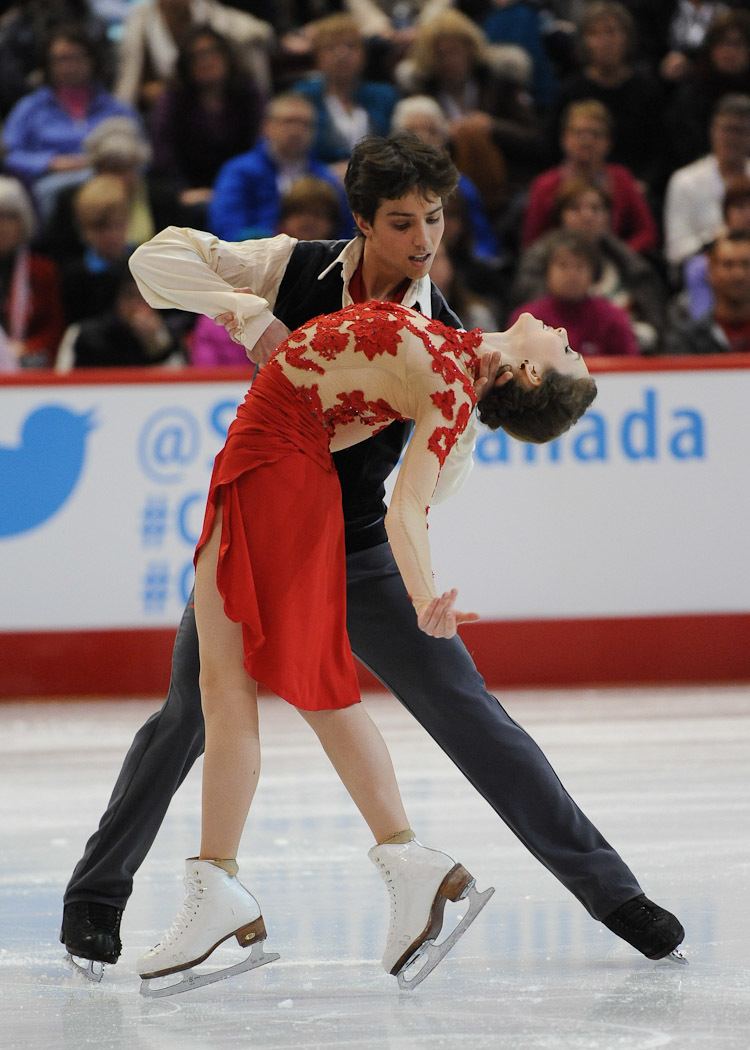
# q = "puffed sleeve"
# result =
<box><xmin>129</xmin><ymin>227</ymin><xmax>297</xmax><ymax>350</ymax></box>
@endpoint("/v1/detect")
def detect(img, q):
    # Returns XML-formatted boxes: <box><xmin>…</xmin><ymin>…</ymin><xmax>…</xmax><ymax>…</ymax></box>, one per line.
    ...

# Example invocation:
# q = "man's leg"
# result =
<box><xmin>345</xmin><ymin>543</ymin><xmax>642</xmax><ymax>920</ymax></box>
<box><xmin>64</xmin><ymin>596</ymin><xmax>205</xmax><ymax>911</ymax></box>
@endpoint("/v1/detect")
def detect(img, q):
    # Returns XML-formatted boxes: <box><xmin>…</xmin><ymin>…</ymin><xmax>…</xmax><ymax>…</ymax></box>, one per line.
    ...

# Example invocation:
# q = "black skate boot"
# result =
<box><xmin>603</xmin><ymin>894</ymin><xmax>685</xmax><ymax>961</ymax></box>
<box><xmin>61</xmin><ymin>902</ymin><xmax>122</xmax><ymax>981</ymax></box>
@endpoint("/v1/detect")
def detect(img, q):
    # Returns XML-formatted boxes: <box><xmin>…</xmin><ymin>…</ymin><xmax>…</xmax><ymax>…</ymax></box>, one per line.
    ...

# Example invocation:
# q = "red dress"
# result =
<box><xmin>196</xmin><ymin>359</ymin><xmax>360</xmax><ymax>711</ymax></box>
<box><xmin>195</xmin><ymin>301</ymin><xmax>481</xmax><ymax>712</ymax></box>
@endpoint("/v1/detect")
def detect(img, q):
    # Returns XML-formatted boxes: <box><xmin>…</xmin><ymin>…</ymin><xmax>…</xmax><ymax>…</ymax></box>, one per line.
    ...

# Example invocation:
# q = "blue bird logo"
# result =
<box><xmin>0</xmin><ymin>404</ymin><xmax>96</xmax><ymax>538</ymax></box>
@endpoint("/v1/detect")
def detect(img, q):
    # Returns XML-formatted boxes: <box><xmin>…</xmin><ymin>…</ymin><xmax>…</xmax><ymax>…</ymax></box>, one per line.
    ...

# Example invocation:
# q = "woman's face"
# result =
<box><xmin>0</xmin><ymin>213</ymin><xmax>25</xmax><ymax>254</ymax></box>
<box><xmin>48</xmin><ymin>39</ymin><xmax>93</xmax><ymax>89</ymax></box>
<box><xmin>561</xmin><ymin>190</ymin><xmax>610</xmax><ymax>240</ymax></box>
<box><xmin>546</xmin><ymin>247</ymin><xmax>594</xmax><ymax>302</ymax></box>
<box><xmin>316</xmin><ymin>34</ymin><xmax>365</xmax><ymax>83</ymax></box>
<box><xmin>433</xmin><ymin>35</ymin><xmax>473</xmax><ymax>83</ymax></box>
<box><xmin>505</xmin><ymin>312</ymin><xmax>590</xmax><ymax>383</ymax></box>
<box><xmin>711</xmin><ymin>30</ymin><xmax>750</xmax><ymax>77</ymax></box>
<box><xmin>187</xmin><ymin>35</ymin><xmax>229</xmax><ymax>87</ymax></box>
<box><xmin>584</xmin><ymin>16</ymin><xmax>628</xmax><ymax>69</ymax></box>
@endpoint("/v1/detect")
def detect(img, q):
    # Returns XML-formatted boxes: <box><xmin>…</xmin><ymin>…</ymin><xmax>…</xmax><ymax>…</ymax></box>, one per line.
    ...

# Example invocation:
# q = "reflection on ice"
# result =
<box><xmin>1</xmin><ymin>686</ymin><xmax>749</xmax><ymax>1049</ymax></box>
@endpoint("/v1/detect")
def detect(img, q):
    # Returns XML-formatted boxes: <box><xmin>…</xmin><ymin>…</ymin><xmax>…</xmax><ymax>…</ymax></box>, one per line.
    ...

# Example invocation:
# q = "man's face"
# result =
<box><xmin>710</xmin><ymin>113</ymin><xmax>750</xmax><ymax>165</ymax></box>
<box><xmin>264</xmin><ymin>102</ymin><xmax>316</xmax><ymax>162</ymax></box>
<box><xmin>709</xmin><ymin>239</ymin><xmax>750</xmax><ymax>306</ymax></box>
<box><xmin>355</xmin><ymin>190</ymin><xmax>445</xmax><ymax>283</ymax></box>
<box><xmin>399</xmin><ymin>115</ymin><xmax>447</xmax><ymax>151</ymax></box>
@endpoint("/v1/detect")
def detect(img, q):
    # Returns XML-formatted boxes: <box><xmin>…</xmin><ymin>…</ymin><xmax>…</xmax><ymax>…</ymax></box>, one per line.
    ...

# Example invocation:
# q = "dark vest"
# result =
<box><xmin>273</xmin><ymin>239</ymin><xmax>463</xmax><ymax>553</ymax></box>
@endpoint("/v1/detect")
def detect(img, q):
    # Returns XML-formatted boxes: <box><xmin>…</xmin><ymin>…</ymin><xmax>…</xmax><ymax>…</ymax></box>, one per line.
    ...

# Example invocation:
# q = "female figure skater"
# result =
<box><xmin>136</xmin><ymin>302</ymin><xmax>596</xmax><ymax>995</ymax></box>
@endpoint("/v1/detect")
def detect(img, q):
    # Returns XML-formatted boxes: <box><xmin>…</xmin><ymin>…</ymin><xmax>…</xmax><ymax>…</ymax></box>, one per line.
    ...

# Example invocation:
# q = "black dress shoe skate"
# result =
<box><xmin>60</xmin><ymin>902</ymin><xmax>122</xmax><ymax>964</ymax></box>
<box><xmin>603</xmin><ymin>894</ymin><xmax>684</xmax><ymax>959</ymax></box>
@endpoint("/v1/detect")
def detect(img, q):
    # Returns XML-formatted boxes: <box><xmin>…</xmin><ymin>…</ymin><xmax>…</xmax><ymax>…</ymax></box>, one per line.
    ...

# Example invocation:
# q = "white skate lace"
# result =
<box><xmin>374</xmin><ymin>859</ymin><xmax>398</xmax><ymax>927</ymax></box>
<box><xmin>155</xmin><ymin>873</ymin><xmax>205</xmax><ymax>949</ymax></box>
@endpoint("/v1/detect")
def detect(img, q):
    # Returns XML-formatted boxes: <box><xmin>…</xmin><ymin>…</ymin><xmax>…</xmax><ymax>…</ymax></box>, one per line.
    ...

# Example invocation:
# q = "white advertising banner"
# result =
<box><xmin>1</xmin><ymin>367</ymin><xmax>749</xmax><ymax>631</ymax></box>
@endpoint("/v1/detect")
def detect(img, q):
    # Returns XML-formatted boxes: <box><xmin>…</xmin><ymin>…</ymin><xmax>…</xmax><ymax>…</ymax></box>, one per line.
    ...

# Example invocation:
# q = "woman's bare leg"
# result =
<box><xmin>299</xmin><ymin>705</ymin><xmax>410</xmax><ymax>843</ymax></box>
<box><xmin>194</xmin><ymin>508</ymin><xmax>260</xmax><ymax>860</ymax></box>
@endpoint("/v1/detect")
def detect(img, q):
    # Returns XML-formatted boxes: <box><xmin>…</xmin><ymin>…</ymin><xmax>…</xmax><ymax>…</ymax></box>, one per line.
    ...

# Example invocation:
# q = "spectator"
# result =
<box><xmin>523</xmin><ymin>99</ymin><xmax>658</xmax><ymax>253</ymax></box>
<box><xmin>390</xmin><ymin>96</ymin><xmax>501</xmax><ymax>259</ymax></box>
<box><xmin>666</xmin><ymin>10</ymin><xmax>750</xmax><ymax>171</ymax></box>
<box><xmin>548</xmin><ymin>2</ymin><xmax>665</xmax><ymax>189</ymax></box>
<box><xmin>508</xmin><ymin>229</ymin><xmax>640</xmax><ymax>356</ymax></box>
<box><xmin>149</xmin><ymin>27</ymin><xmax>265</xmax><ymax>218</ymax></box>
<box><xmin>664</xmin><ymin>229</ymin><xmax>750</xmax><ymax>353</ymax></box>
<box><xmin>663</xmin><ymin>93</ymin><xmax>750</xmax><ymax>267</ymax></box>
<box><xmin>277</xmin><ymin>176</ymin><xmax>344</xmax><ymax>240</ymax></box>
<box><xmin>39</xmin><ymin>116</ymin><xmax>182</xmax><ymax>262</ymax></box>
<box><xmin>208</xmin><ymin>93</ymin><xmax>350</xmax><ymax>241</ymax></box>
<box><xmin>2</xmin><ymin>25</ymin><xmax>138</xmax><ymax>220</ymax></box>
<box><xmin>71</xmin><ymin>270</ymin><xmax>184</xmax><ymax>367</ymax></box>
<box><xmin>429</xmin><ymin>241</ymin><xmax>498</xmax><ymax>330</ymax></box>
<box><xmin>398</xmin><ymin>10</ymin><xmax>542</xmax><ymax>216</ymax></box>
<box><xmin>512</xmin><ymin>178</ymin><xmax>666</xmax><ymax>352</ymax></box>
<box><xmin>115</xmin><ymin>0</ymin><xmax>273</xmax><ymax>110</ymax></box>
<box><xmin>342</xmin><ymin>0</ymin><xmax>453</xmax><ymax>54</ymax></box>
<box><xmin>659</xmin><ymin>1</ymin><xmax>729</xmax><ymax>83</ymax></box>
<box><xmin>0</xmin><ymin>1</ymin><xmax>111</xmax><ymax>118</ymax></box>
<box><xmin>292</xmin><ymin>15</ymin><xmax>398</xmax><ymax>168</ymax></box>
<box><xmin>480</xmin><ymin>0</ymin><xmax>557</xmax><ymax>110</ymax></box>
<box><xmin>60</xmin><ymin>175</ymin><xmax>132</xmax><ymax>324</ymax></box>
<box><xmin>679</xmin><ymin>177</ymin><xmax>750</xmax><ymax>320</ymax></box>
<box><xmin>0</xmin><ymin>177</ymin><xmax>65</xmax><ymax>371</ymax></box>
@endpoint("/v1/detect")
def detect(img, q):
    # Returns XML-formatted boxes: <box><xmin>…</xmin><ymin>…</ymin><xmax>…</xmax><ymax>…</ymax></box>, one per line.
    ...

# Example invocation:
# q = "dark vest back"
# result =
<box><xmin>273</xmin><ymin>239</ymin><xmax>462</xmax><ymax>553</ymax></box>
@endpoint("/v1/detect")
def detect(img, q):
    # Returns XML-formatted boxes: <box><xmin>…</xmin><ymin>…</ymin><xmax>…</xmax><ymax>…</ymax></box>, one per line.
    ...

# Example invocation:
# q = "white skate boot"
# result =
<box><xmin>369</xmin><ymin>840</ymin><xmax>494</xmax><ymax>990</ymax></box>
<box><xmin>138</xmin><ymin>859</ymin><xmax>279</xmax><ymax>998</ymax></box>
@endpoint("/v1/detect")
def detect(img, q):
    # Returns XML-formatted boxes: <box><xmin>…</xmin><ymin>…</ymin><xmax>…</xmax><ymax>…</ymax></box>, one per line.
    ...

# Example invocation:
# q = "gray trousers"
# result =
<box><xmin>65</xmin><ymin>542</ymin><xmax>642</xmax><ymax>920</ymax></box>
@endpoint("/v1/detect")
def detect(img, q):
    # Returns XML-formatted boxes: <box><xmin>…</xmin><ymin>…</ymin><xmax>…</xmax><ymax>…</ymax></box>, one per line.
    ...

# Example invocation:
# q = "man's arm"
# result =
<box><xmin>129</xmin><ymin>227</ymin><xmax>298</xmax><ymax>352</ymax></box>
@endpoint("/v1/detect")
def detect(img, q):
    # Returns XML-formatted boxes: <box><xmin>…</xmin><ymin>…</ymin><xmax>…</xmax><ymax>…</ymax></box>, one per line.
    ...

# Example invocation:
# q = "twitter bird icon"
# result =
<box><xmin>0</xmin><ymin>404</ymin><xmax>96</xmax><ymax>538</ymax></box>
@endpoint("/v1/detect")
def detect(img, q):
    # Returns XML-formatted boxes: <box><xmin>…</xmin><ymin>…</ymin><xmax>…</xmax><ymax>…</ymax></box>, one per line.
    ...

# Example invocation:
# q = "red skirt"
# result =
<box><xmin>195</xmin><ymin>360</ymin><xmax>361</xmax><ymax>711</ymax></box>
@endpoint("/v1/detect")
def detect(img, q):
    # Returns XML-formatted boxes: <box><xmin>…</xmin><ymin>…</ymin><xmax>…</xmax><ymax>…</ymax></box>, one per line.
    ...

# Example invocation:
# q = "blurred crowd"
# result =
<box><xmin>0</xmin><ymin>0</ymin><xmax>749</xmax><ymax>372</ymax></box>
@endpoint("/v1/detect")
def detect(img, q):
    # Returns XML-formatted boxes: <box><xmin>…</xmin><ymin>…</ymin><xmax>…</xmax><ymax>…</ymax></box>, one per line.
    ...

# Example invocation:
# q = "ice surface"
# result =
<box><xmin>1</xmin><ymin>686</ymin><xmax>749</xmax><ymax>1049</ymax></box>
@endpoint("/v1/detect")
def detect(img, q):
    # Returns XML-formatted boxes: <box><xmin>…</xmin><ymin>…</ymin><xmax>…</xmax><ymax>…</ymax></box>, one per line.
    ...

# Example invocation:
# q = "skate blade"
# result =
<box><xmin>665</xmin><ymin>946</ymin><xmax>688</xmax><ymax>965</ymax></box>
<box><xmin>64</xmin><ymin>953</ymin><xmax>105</xmax><ymax>983</ymax></box>
<box><xmin>139</xmin><ymin>940</ymin><xmax>280</xmax><ymax>998</ymax></box>
<box><xmin>396</xmin><ymin>882</ymin><xmax>495</xmax><ymax>991</ymax></box>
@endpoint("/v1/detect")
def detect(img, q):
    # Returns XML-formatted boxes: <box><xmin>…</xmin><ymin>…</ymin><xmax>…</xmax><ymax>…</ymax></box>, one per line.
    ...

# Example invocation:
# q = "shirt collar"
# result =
<box><xmin>316</xmin><ymin>237</ymin><xmax>434</xmax><ymax>316</ymax></box>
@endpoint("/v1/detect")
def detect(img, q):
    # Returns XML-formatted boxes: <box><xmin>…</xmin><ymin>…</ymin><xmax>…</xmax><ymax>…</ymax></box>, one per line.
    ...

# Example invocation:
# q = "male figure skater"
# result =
<box><xmin>62</xmin><ymin>133</ymin><xmax>684</xmax><ymax>977</ymax></box>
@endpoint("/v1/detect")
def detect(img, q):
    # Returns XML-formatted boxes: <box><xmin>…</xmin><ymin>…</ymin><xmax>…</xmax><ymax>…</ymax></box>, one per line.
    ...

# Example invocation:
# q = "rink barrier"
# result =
<box><xmin>1</xmin><ymin>355</ymin><xmax>749</xmax><ymax>698</ymax></box>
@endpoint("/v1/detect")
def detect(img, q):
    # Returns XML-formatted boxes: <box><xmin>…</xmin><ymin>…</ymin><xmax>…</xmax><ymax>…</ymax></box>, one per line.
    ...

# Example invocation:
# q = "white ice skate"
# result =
<box><xmin>369</xmin><ymin>840</ymin><xmax>494</xmax><ymax>990</ymax></box>
<box><xmin>138</xmin><ymin>859</ymin><xmax>279</xmax><ymax>998</ymax></box>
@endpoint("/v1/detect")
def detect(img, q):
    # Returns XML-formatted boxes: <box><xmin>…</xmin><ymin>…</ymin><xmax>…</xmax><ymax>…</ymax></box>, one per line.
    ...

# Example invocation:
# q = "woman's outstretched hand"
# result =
<box><xmin>417</xmin><ymin>589</ymin><xmax>479</xmax><ymax>638</ymax></box>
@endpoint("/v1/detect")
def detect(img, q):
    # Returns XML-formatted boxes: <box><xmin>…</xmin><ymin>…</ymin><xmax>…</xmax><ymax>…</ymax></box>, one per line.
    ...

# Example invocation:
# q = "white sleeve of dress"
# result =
<box><xmin>129</xmin><ymin>227</ymin><xmax>298</xmax><ymax>350</ymax></box>
<box><xmin>430</xmin><ymin>410</ymin><xmax>477</xmax><ymax>505</ymax></box>
<box><xmin>384</xmin><ymin>379</ymin><xmax>474</xmax><ymax>616</ymax></box>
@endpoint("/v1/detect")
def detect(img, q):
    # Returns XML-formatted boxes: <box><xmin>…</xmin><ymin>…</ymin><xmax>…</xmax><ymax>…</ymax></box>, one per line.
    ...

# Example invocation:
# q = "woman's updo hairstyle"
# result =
<box><xmin>477</xmin><ymin>371</ymin><xmax>598</xmax><ymax>443</ymax></box>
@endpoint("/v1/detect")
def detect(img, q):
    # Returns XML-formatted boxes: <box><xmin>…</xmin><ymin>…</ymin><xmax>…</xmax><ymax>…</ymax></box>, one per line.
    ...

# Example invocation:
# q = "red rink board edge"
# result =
<box><xmin>1</xmin><ymin>613</ymin><xmax>748</xmax><ymax>699</ymax></box>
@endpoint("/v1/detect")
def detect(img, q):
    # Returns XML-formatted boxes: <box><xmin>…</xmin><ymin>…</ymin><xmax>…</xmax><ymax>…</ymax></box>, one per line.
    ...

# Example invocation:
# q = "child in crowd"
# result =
<box><xmin>508</xmin><ymin>229</ymin><xmax>639</xmax><ymax>356</ymax></box>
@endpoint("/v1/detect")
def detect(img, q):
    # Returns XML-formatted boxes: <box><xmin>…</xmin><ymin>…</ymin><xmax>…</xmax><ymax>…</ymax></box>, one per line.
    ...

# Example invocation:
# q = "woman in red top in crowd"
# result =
<box><xmin>522</xmin><ymin>99</ymin><xmax>658</xmax><ymax>255</ymax></box>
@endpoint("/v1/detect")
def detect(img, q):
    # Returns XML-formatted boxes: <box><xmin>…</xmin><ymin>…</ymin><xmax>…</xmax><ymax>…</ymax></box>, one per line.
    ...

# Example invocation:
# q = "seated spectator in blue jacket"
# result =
<box><xmin>292</xmin><ymin>14</ymin><xmax>398</xmax><ymax>167</ymax></box>
<box><xmin>2</xmin><ymin>26</ymin><xmax>138</xmax><ymax>220</ymax></box>
<box><xmin>680</xmin><ymin>176</ymin><xmax>750</xmax><ymax>321</ymax></box>
<box><xmin>208</xmin><ymin>93</ymin><xmax>351</xmax><ymax>241</ymax></box>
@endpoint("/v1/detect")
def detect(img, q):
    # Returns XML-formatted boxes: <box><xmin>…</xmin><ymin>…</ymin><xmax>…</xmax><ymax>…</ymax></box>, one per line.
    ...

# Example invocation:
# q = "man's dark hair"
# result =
<box><xmin>477</xmin><ymin>372</ymin><xmax>598</xmax><ymax>444</ymax></box>
<box><xmin>345</xmin><ymin>133</ymin><xmax>459</xmax><ymax>223</ymax></box>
